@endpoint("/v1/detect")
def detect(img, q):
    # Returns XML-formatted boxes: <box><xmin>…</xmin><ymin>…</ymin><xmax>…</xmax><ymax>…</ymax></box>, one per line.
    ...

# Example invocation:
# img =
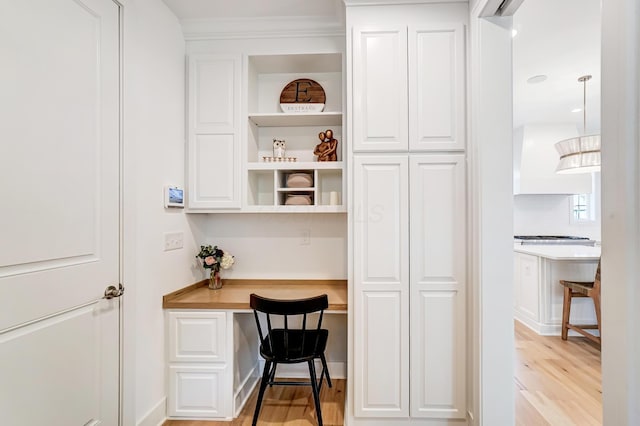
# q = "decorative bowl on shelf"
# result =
<box><xmin>279</xmin><ymin>78</ymin><xmax>326</xmax><ymax>113</ymax></box>
<box><xmin>286</xmin><ymin>173</ymin><xmax>313</xmax><ymax>188</ymax></box>
<box><xmin>285</xmin><ymin>194</ymin><xmax>312</xmax><ymax>205</ymax></box>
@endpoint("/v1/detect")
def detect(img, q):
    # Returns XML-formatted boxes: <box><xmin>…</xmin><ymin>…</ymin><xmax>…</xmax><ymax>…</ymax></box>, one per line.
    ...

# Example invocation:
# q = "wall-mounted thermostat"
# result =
<box><xmin>164</xmin><ymin>186</ymin><xmax>184</xmax><ymax>208</ymax></box>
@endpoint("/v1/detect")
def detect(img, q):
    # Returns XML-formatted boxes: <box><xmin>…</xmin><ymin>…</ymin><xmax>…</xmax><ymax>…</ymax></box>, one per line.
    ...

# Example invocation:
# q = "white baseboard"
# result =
<box><xmin>515</xmin><ymin>315</ymin><xmax>599</xmax><ymax>337</ymax></box>
<box><xmin>137</xmin><ymin>397</ymin><xmax>166</xmax><ymax>426</ymax></box>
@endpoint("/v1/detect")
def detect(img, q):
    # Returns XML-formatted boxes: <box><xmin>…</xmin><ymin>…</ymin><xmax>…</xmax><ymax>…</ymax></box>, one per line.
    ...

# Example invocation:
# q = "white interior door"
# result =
<box><xmin>0</xmin><ymin>0</ymin><xmax>122</xmax><ymax>424</ymax></box>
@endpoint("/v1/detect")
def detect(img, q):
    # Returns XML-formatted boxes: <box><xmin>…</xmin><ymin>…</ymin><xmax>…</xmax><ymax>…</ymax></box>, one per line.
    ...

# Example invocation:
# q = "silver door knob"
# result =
<box><xmin>103</xmin><ymin>283</ymin><xmax>125</xmax><ymax>299</ymax></box>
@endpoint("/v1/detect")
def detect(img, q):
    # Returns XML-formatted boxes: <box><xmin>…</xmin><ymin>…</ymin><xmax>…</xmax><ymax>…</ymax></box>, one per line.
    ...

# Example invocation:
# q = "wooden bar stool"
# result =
<box><xmin>559</xmin><ymin>259</ymin><xmax>601</xmax><ymax>346</ymax></box>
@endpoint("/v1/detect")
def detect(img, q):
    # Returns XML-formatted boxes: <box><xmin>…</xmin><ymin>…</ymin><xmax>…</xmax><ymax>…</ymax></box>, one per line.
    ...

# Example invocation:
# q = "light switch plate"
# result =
<box><xmin>164</xmin><ymin>232</ymin><xmax>184</xmax><ymax>251</ymax></box>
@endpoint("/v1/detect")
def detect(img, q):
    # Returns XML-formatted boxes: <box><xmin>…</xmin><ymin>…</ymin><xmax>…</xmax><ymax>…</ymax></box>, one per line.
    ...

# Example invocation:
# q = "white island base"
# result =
<box><xmin>514</xmin><ymin>245</ymin><xmax>600</xmax><ymax>336</ymax></box>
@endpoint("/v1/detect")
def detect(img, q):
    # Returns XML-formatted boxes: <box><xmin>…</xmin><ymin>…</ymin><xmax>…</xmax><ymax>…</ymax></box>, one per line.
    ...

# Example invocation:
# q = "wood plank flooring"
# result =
<box><xmin>164</xmin><ymin>323</ymin><xmax>601</xmax><ymax>426</ymax></box>
<box><xmin>164</xmin><ymin>379</ymin><xmax>345</xmax><ymax>426</ymax></box>
<box><xmin>514</xmin><ymin>320</ymin><xmax>602</xmax><ymax>426</ymax></box>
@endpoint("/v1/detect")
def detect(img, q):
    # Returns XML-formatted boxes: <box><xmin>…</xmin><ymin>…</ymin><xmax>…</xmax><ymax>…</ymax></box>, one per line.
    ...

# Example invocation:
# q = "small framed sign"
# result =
<box><xmin>164</xmin><ymin>186</ymin><xmax>184</xmax><ymax>208</ymax></box>
<box><xmin>279</xmin><ymin>78</ymin><xmax>326</xmax><ymax>113</ymax></box>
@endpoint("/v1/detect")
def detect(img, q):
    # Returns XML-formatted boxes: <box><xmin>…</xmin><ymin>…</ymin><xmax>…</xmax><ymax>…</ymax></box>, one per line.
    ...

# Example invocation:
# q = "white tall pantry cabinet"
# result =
<box><xmin>347</xmin><ymin>2</ymin><xmax>468</xmax><ymax>423</ymax></box>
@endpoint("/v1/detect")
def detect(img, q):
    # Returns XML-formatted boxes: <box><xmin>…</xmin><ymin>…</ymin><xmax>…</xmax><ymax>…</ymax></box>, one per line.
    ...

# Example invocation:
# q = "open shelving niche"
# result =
<box><xmin>245</xmin><ymin>53</ymin><xmax>345</xmax><ymax>213</ymax></box>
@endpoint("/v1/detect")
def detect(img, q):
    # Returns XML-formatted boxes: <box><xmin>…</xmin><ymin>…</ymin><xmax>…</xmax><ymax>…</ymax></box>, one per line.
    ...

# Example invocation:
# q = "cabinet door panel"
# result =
<box><xmin>352</xmin><ymin>27</ymin><xmax>408</xmax><ymax>152</ymax></box>
<box><xmin>190</xmin><ymin>55</ymin><xmax>239</xmax><ymax>134</ymax></box>
<box><xmin>353</xmin><ymin>155</ymin><xmax>409</xmax><ymax>417</ymax></box>
<box><xmin>168</xmin><ymin>365</ymin><xmax>228</xmax><ymax>418</ymax></box>
<box><xmin>355</xmin><ymin>291</ymin><xmax>406</xmax><ymax>416</ymax></box>
<box><xmin>517</xmin><ymin>254</ymin><xmax>540</xmax><ymax>322</ymax></box>
<box><xmin>168</xmin><ymin>311</ymin><xmax>227</xmax><ymax>363</ymax></box>
<box><xmin>409</xmin><ymin>154</ymin><xmax>466</xmax><ymax>418</ymax></box>
<box><xmin>409</xmin><ymin>24</ymin><xmax>465</xmax><ymax>151</ymax></box>
<box><xmin>187</xmin><ymin>54</ymin><xmax>241</xmax><ymax>209</ymax></box>
<box><xmin>190</xmin><ymin>134</ymin><xmax>239</xmax><ymax>209</ymax></box>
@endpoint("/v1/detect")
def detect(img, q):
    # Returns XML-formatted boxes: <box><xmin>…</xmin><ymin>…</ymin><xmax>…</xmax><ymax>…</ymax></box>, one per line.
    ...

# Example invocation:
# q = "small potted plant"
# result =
<box><xmin>196</xmin><ymin>245</ymin><xmax>235</xmax><ymax>290</ymax></box>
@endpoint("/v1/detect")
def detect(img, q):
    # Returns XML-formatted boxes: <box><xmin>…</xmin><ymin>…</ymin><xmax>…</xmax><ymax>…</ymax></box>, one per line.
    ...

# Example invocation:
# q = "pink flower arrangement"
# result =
<box><xmin>196</xmin><ymin>244</ymin><xmax>234</xmax><ymax>274</ymax></box>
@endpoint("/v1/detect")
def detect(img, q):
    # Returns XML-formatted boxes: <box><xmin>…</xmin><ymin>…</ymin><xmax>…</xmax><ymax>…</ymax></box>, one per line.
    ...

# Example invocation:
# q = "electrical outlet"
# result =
<box><xmin>300</xmin><ymin>229</ymin><xmax>311</xmax><ymax>246</ymax></box>
<box><xmin>164</xmin><ymin>232</ymin><xmax>184</xmax><ymax>251</ymax></box>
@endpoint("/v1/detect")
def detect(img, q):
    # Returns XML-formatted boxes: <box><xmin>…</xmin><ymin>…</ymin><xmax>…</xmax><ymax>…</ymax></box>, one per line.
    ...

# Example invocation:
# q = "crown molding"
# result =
<box><xmin>180</xmin><ymin>16</ymin><xmax>345</xmax><ymax>41</ymax></box>
<box><xmin>343</xmin><ymin>0</ymin><xmax>467</xmax><ymax>6</ymax></box>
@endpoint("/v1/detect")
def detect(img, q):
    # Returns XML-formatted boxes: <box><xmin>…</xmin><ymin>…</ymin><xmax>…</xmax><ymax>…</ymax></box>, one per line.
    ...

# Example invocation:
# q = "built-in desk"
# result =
<box><xmin>163</xmin><ymin>279</ymin><xmax>347</xmax><ymax>420</ymax></box>
<box><xmin>163</xmin><ymin>279</ymin><xmax>348</xmax><ymax>311</ymax></box>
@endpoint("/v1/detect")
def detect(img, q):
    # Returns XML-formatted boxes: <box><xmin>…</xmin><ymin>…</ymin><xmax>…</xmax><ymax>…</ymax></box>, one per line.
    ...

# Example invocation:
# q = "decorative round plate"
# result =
<box><xmin>279</xmin><ymin>78</ymin><xmax>325</xmax><ymax>113</ymax></box>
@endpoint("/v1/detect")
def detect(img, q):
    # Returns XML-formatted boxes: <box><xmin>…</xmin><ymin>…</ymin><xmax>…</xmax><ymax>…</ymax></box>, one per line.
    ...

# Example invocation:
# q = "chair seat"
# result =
<box><xmin>260</xmin><ymin>329</ymin><xmax>329</xmax><ymax>363</ymax></box>
<box><xmin>560</xmin><ymin>279</ymin><xmax>595</xmax><ymax>295</ymax></box>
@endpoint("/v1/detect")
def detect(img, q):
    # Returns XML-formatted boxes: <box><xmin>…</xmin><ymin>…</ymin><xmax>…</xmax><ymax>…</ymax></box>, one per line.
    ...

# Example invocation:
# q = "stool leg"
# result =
<box><xmin>308</xmin><ymin>360</ymin><xmax>323</xmax><ymax>426</ymax></box>
<box><xmin>561</xmin><ymin>287</ymin><xmax>571</xmax><ymax>340</ymax></box>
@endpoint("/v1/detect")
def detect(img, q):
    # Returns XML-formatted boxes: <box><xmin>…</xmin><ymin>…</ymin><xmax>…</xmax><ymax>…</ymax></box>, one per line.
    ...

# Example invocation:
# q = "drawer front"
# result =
<box><xmin>168</xmin><ymin>364</ymin><xmax>229</xmax><ymax>418</ymax></box>
<box><xmin>168</xmin><ymin>311</ymin><xmax>227</xmax><ymax>363</ymax></box>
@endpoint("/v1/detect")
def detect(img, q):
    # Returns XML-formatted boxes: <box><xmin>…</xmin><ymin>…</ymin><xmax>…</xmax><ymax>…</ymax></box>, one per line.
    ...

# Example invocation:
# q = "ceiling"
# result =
<box><xmin>162</xmin><ymin>0</ymin><xmax>601</xmax><ymax>132</ymax></box>
<box><xmin>512</xmin><ymin>0</ymin><xmax>601</xmax><ymax>131</ymax></box>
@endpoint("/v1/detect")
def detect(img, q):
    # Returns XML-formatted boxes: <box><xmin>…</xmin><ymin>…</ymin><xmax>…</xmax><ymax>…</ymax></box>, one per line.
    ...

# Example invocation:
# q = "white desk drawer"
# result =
<box><xmin>168</xmin><ymin>311</ymin><xmax>227</xmax><ymax>363</ymax></box>
<box><xmin>168</xmin><ymin>364</ymin><xmax>229</xmax><ymax>418</ymax></box>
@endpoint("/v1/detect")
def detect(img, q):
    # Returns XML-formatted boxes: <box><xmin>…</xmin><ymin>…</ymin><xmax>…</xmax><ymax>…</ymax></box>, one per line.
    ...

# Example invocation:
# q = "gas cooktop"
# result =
<box><xmin>514</xmin><ymin>235</ymin><xmax>597</xmax><ymax>246</ymax></box>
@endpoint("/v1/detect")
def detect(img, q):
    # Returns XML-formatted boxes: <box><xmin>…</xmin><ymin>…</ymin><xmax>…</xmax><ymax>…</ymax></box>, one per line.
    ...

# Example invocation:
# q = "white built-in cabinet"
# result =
<box><xmin>187</xmin><ymin>54</ymin><xmax>242</xmax><ymax>210</ymax></box>
<box><xmin>348</xmin><ymin>2</ymin><xmax>468</xmax><ymax>422</ymax></box>
<box><xmin>166</xmin><ymin>310</ymin><xmax>259</xmax><ymax>420</ymax></box>
<box><xmin>352</xmin><ymin>24</ymin><xmax>465</xmax><ymax>153</ymax></box>
<box><xmin>166</xmin><ymin>311</ymin><xmax>230</xmax><ymax>418</ymax></box>
<box><xmin>186</xmin><ymin>51</ymin><xmax>346</xmax><ymax>213</ymax></box>
<box><xmin>245</xmin><ymin>53</ymin><xmax>345</xmax><ymax>212</ymax></box>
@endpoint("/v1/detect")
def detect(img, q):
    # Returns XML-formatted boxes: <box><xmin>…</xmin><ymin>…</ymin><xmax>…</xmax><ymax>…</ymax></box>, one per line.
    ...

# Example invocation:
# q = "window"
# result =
<box><xmin>571</xmin><ymin>193</ymin><xmax>595</xmax><ymax>223</ymax></box>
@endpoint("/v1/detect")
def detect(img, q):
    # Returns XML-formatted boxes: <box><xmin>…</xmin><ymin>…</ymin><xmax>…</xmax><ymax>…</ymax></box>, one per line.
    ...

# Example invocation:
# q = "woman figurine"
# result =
<box><xmin>314</xmin><ymin>129</ymin><xmax>338</xmax><ymax>161</ymax></box>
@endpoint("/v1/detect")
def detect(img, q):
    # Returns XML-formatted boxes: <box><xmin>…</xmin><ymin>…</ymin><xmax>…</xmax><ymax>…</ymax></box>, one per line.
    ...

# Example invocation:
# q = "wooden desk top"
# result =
<box><xmin>163</xmin><ymin>279</ymin><xmax>348</xmax><ymax>311</ymax></box>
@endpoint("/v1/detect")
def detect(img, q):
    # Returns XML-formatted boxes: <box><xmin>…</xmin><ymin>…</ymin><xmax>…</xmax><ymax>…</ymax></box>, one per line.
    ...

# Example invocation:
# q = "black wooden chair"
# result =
<box><xmin>250</xmin><ymin>293</ymin><xmax>332</xmax><ymax>426</ymax></box>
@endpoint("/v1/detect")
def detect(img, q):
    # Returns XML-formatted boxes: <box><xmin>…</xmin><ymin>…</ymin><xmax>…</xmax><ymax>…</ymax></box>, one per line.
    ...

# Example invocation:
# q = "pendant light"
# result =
<box><xmin>555</xmin><ymin>75</ymin><xmax>601</xmax><ymax>174</ymax></box>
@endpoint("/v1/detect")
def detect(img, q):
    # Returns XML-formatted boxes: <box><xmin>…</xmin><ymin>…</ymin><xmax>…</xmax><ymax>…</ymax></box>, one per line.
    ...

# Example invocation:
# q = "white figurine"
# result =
<box><xmin>273</xmin><ymin>139</ymin><xmax>286</xmax><ymax>158</ymax></box>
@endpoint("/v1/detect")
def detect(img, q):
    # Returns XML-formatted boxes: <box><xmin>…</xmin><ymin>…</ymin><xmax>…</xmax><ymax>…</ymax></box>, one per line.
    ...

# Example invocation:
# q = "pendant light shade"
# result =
<box><xmin>555</xmin><ymin>134</ymin><xmax>601</xmax><ymax>174</ymax></box>
<box><xmin>555</xmin><ymin>75</ymin><xmax>601</xmax><ymax>174</ymax></box>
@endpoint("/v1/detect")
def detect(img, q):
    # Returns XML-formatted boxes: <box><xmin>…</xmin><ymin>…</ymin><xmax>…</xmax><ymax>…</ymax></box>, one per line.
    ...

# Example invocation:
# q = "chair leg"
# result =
<box><xmin>592</xmin><ymin>293</ymin><xmax>602</xmax><ymax>343</ymax></box>
<box><xmin>269</xmin><ymin>362</ymin><xmax>278</xmax><ymax>387</ymax></box>
<box><xmin>561</xmin><ymin>287</ymin><xmax>571</xmax><ymax>340</ymax></box>
<box><xmin>252</xmin><ymin>360</ymin><xmax>272</xmax><ymax>426</ymax></box>
<box><xmin>320</xmin><ymin>354</ymin><xmax>332</xmax><ymax>388</ymax></box>
<box><xmin>308</xmin><ymin>360</ymin><xmax>323</xmax><ymax>426</ymax></box>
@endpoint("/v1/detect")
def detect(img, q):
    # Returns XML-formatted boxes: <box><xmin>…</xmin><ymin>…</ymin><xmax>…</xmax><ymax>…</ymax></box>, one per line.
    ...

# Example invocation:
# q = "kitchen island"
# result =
<box><xmin>513</xmin><ymin>244</ymin><xmax>600</xmax><ymax>335</ymax></box>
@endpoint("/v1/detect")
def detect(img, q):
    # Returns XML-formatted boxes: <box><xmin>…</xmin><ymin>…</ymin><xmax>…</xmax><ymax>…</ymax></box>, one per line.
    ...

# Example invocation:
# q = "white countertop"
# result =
<box><xmin>513</xmin><ymin>244</ymin><xmax>601</xmax><ymax>260</ymax></box>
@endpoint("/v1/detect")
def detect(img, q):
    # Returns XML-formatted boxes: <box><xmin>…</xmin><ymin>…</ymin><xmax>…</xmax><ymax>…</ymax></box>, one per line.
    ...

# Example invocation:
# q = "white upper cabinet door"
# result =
<box><xmin>409</xmin><ymin>24</ymin><xmax>466</xmax><ymax>151</ymax></box>
<box><xmin>187</xmin><ymin>54</ymin><xmax>241</xmax><ymax>209</ymax></box>
<box><xmin>409</xmin><ymin>154</ymin><xmax>466</xmax><ymax>418</ymax></box>
<box><xmin>353</xmin><ymin>155</ymin><xmax>409</xmax><ymax>417</ymax></box>
<box><xmin>352</xmin><ymin>27</ymin><xmax>408</xmax><ymax>152</ymax></box>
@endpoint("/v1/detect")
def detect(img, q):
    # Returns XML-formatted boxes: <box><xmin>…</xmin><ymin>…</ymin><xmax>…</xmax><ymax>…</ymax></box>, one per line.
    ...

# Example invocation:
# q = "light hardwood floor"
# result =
<box><xmin>514</xmin><ymin>320</ymin><xmax>602</xmax><ymax>425</ymax></box>
<box><xmin>164</xmin><ymin>379</ymin><xmax>345</xmax><ymax>426</ymax></box>
<box><xmin>164</xmin><ymin>323</ymin><xmax>601</xmax><ymax>426</ymax></box>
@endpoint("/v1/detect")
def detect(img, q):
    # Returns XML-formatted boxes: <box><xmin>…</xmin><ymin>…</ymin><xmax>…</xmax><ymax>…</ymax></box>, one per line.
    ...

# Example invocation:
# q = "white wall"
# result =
<box><xmin>200</xmin><ymin>214</ymin><xmax>347</xmax><ymax>280</ymax></box>
<box><xmin>469</xmin><ymin>8</ymin><xmax>515</xmax><ymax>425</ymax></box>
<box><xmin>513</xmin><ymin>174</ymin><xmax>601</xmax><ymax>241</ymax></box>
<box><xmin>122</xmin><ymin>0</ymin><xmax>208</xmax><ymax>424</ymax></box>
